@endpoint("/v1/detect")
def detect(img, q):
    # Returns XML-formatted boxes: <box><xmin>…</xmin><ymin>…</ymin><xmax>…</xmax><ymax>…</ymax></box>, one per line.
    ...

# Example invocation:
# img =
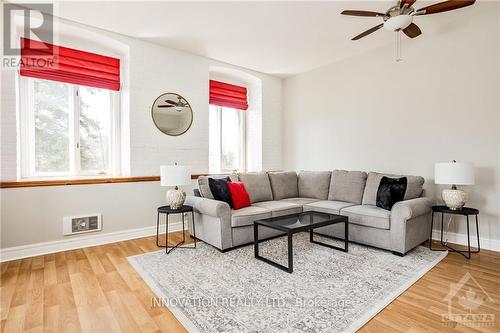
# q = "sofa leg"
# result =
<box><xmin>392</xmin><ymin>251</ymin><xmax>405</xmax><ymax>257</ymax></box>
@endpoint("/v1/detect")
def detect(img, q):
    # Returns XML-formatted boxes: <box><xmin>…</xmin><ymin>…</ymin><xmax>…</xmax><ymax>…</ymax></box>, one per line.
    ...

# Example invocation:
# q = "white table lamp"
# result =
<box><xmin>160</xmin><ymin>164</ymin><xmax>191</xmax><ymax>209</ymax></box>
<box><xmin>435</xmin><ymin>161</ymin><xmax>474</xmax><ymax>210</ymax></box>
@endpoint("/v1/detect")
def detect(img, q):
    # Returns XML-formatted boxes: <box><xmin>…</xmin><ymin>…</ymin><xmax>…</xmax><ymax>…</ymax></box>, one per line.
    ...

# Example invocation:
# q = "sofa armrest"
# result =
<box><xmin>185</xmin><ymin>195</ymin><xmax>233</xmax><ymax>250</ymax></box>
<box><xmin>185</xmin><ymin>196</ymin><xmax>231</xmax><ymax>219</ymax></box>
<box><xmin>390</xmin><ymin>197</ymin><xmax>432</xmax><ymax>254</ymax></box>
<box><xmin>391</xmin><ymin>197</ymin><xmax>432</xmax><ymax>221</ymax></box>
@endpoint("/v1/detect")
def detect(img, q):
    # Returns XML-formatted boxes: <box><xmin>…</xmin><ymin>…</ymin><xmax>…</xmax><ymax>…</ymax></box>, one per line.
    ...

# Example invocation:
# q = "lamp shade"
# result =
<box><xmin>434</xmin><ymin>162</ymin><xmax>474</xmax><ymax>185</ymax></box>
<box><xmin>160</xmin><ymin>165</ymin><xmax>191</xmax><ymax>187</ymax></box>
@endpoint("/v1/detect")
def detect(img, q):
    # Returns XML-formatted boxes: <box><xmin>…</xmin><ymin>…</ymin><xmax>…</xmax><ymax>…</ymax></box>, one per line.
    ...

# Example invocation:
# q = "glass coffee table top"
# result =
<box><xmin>254</xmin><ymin>211</ymin><xmax>346</xmax><ymax>233</ymax></box>
<box><xmin>253</xmin><ymin>211</ymin><xmax>349</xmax><ymax>273</ymax></box>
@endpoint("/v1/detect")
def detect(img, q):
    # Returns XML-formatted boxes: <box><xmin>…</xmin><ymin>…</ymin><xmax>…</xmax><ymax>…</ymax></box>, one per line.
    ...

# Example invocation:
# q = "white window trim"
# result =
<box><xmin>239</xmin><ymin>108</ymin><xmax>246</xmax><ymax>172</ymax></box>
<box><xmin>212</xmin><ymin>105</ymin><xmax>246</xmax><ymax>173</ymax></box>
<box><xmin>19</xmin><ymin>77</ymin><xmax>121</xmax><ymax>179</ymax></box>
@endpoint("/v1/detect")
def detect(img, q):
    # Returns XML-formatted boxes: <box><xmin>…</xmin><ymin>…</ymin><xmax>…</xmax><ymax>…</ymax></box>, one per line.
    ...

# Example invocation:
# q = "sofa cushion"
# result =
<box><xmin>362</xmin><ymin>172</ymin><xmax>425</xmax><ymax>206</ymax></box>
<box><xmin>280</xmin><ymin>197</ymin><xmax>321</xmax><ymax>206</ymax></box>
<box><xmin>268</xmin><ymin>171</ymin><xmax>298</xmax><ymax>200</ymax></box>
<box><xmin>227</xmin><ymin>181</ymin><xmax>251</xmax><ymax>210</ymax></box>
<box><xmin>340</xmin><ymin>205</ymin><xmax>391</xmax><ymax>230</ymax></box>
<box><xmin>198</xmin><ymin>174</ymin><xmax>238</xmax><ymax>199</ymax></box>
<box><xmin>231</xmin><ymin>206</ymin><xmax>271</xmax><ymax>228</ymax></box>
<box><xmin>303</xmin><ymin>200</ymin><xmax>357</xmax><ymax>215</ymax></box>
<box><xmin>253</xmin><ymin>201</ymin><xmax>302</xmax><ymax>217</ymax></box>
<box><xmin>328</xmin><ymin>170</ymin><xmax>367</xmax><ymax>204</ymax></box>
<box><xmin>208</xmin><ymin>177</ymin><xmax>233</xmax><ymax>208</ymax></box>
<box><xmin>376</xmin><ymin>176</ymin><xmax>407</xmax><ymax>210</ymax></box>
<box><xmin>298</xmin><ymin>171</ymin><xmax>331</xmax><ymax>200</ymax></box>
<box><xmin>238</xmin><ymin>172</ymin><xmax>273</xmax><ymax>203</ymax></box>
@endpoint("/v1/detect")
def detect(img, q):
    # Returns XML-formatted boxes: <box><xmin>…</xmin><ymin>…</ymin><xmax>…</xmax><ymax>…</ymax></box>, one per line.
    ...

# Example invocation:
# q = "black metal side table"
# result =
<box><xmin>157</xmin><ymin>205</ymin><xmax>196</xmax><ymax>254</ymax></box>
<box><xmin>429</xmin><ymin>205</ymin><xmax>479</xmax><ymax>259</ymax></box>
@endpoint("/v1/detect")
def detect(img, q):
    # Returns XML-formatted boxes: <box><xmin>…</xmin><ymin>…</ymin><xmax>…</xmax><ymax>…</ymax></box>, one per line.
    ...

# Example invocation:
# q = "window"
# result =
<box><xmin>209</xmin><ymin>105</ymin><xmax>246</xmax><ymax>173</ymax></box>
<box><xmin>20</xmin><ymin>77</ymin><xmax>119</xmax><ymax>178</ymax></box>
<box><xmin>208</xmin><ymin>79</ymin><xmax>248</xmax><ymax>173</ymax></box>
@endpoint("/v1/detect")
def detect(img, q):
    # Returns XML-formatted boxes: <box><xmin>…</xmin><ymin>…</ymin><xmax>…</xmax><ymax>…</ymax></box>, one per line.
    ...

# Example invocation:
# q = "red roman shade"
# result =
<box><xmin>20</xmin><ymin>37</ymin><xmax>120</xmax><ymax>91</ymax></box>
<box><xmin>209</xmin><ymin>80</ymin><xmax>248</xmax><ymax>110</ymax></box>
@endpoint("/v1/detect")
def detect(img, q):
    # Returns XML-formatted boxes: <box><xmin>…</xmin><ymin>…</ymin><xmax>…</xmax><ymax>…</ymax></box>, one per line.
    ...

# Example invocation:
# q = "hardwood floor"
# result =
<box><xmin>1</xmin><ymin>233</ymin><xmax>499</xmax><ymax>333</ymax></box>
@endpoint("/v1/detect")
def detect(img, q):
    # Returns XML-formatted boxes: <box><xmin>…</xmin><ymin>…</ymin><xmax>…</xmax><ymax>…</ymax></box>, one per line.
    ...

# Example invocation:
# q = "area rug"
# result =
<box><xmin>128</xmin><ymin>233</ymin><xmax>447</xmax><ymax>333</ymax></box>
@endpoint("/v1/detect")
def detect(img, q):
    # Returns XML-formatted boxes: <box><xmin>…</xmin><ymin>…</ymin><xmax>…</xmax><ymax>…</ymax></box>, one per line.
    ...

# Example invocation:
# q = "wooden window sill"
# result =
<box><xmin>0</xmin><ymin>174</ymin><xmax>205</xmax><ymax>188</ymax></box>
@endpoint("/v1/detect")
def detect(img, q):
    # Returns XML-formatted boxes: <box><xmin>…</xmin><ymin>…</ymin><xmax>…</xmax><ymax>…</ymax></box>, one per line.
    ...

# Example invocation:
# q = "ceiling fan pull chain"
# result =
<box><xmin>395</xmin><ymin>30</ymin><xmax>403</xmax><ymax>62</ymax></box>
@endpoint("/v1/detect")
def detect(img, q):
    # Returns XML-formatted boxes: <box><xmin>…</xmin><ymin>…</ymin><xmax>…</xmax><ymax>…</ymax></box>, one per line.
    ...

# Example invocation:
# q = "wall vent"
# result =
<box><xmin>63</xmin><ymin>214</ymin><xmax>102</xmax><ymax>236</ymax></box>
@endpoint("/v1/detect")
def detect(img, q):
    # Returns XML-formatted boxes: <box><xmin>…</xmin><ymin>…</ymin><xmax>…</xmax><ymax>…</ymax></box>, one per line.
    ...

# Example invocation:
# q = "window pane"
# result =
<box><xmin>221</xmin><ymin>108</ymin><xmax>242</xmax><ymax>171</ymax></box>
<box><xmin>33</xmin><ymin>80</ymin><xmax>70</xmax><ymax>173</ymax></box>
<box><xmin>79</xmin><ymin>87</ymin><xmax>111</xmax><ymax>172</ymax></box>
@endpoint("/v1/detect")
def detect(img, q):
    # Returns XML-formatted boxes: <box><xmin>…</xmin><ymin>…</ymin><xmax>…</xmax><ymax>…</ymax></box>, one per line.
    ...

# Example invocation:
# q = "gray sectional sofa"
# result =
<box><xmin>185</xmin><ymin>170</ymin><xmax>432</xmax><ymax>256</ymax></box>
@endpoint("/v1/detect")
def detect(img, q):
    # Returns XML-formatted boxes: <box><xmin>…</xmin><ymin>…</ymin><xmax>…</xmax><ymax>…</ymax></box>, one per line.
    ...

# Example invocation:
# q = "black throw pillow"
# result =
<box><xmin>376</xmin><ymin>176</ymin><xmax>408</xmax><ymax>210</ymax></box>
<box><xmin>208</xmin><ymin>177</ymin><xmax>233</xmax><ymax>208</ymax></box>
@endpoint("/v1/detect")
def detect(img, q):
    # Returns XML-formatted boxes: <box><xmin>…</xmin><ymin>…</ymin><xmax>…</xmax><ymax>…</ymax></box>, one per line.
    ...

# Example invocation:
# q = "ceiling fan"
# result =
<box><xmin>341</xmin><ymin>0</ymin><xmax>476</xmax><ymax>41</ymax></box>
<box><xmin>157</xmin><ymin>96</ymin><xmax>189</xmax><ymax>112</ymax></box>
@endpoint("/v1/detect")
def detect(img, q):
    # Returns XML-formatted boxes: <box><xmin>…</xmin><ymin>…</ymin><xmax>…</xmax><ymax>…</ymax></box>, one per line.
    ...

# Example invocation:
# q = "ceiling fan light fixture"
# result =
<box><xmin>383</xmin><ymin>14</ymin><xmax>413</xmax><ymax>31</ymax></box>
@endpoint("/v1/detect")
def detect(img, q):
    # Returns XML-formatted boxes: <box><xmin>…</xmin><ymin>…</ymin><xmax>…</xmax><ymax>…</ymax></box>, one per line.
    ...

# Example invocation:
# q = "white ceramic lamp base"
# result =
<box><xmin>166</xmin><ymin>188</ymin><xmax>186</xmax><ymax>210</ymax></box>
<box><xmin>442</xmin><ymin>188</ymin><xmax>468</xmax><ymax>210</ymax></box>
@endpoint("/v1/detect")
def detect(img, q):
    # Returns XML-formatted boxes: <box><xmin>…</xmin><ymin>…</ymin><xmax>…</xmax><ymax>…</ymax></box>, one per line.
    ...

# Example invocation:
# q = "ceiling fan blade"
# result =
<box><xmin>165</xmin><ymin>99</ymin><xmax>178</xmax><ymax>105</ymax></box>
<box><xmin>352</xmin><ymin>23</ymin><xmax>384</xmax><ymax>40</ymax></box>
<box><xmin>416</xmin><ymin>0</ymin><xmax>475</xmax><ymax>15</ymax></box>
<box><xmin>157</xmin><ymin>105</ymin><xmax>174</xmax><ymax>108</ymax></box>
<box><xmin>341</xmin><ymin>10</ymin><xmax>385</xmax><ymax>17</ymax></box>
<box><xmin>403</xmin><ymin>23</ymin><xmax>422</xmax><ymax>38</ymax></box>
<box><xmin>400</xmin><ymin>0</ymin><xmax>417</xmax><ymax>8</ymax></box>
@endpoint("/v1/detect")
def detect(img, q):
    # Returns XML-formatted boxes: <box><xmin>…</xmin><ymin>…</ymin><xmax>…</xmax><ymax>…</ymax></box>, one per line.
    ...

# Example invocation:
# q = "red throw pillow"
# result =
<box><xmin>227</xmin><ymin>181</ymin><xmax>251</xmax><ymax>210</ymax></box>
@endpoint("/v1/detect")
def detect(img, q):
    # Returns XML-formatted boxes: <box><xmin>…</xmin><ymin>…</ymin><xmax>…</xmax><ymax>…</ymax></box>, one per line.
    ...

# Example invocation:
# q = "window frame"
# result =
<box><xmin>210</xmin><ymin>105</ymin><xmax>246</xmax><ymax>173</ymax></box>
<box><xmin>19</xmin><ymin>77</ymin><xmax>121</xmax><ymax>179</ymax></box>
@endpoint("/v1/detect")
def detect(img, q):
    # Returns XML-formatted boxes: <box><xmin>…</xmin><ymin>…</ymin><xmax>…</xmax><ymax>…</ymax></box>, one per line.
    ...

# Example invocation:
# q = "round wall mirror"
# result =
<box><xmin>151</xmin><ymin>93</ymin><xmax>193</xmax><ymax>136</ymax></box>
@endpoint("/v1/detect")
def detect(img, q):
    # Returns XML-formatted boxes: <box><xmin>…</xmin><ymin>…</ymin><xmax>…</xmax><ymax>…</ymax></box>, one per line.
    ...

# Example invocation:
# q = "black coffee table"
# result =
<box><xmin>254</xmin><ymin>211</ymin><xmax>348</xmax><ymax>273</ymax></box>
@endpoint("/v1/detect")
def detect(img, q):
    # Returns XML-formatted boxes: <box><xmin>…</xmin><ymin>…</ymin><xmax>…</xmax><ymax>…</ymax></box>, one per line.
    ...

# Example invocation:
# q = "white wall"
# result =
<box><xmin>0</xmin><ymin>182</ymin><xmax>169</xmax><ymax>248</ymax></box>
<box><xmin>283</xmin><ymin>2</ymin><xmax>500</xmax><ymax>247</ymax></box>
<box><xmin>0</xmin><ymin>16</ymin><xmax>282</xmax><ymax>252</ymax></box>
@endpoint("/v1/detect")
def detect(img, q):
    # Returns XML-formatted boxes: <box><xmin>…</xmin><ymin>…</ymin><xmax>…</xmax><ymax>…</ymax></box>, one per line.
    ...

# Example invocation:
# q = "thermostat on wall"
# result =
<box><xmin>63</xmin><ymin>214</ymin><xmax>102</xmax><ymax>235</ymax></box>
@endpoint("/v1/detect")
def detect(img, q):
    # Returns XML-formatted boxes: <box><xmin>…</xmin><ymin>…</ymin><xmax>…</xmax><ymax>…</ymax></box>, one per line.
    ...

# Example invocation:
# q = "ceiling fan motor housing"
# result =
<box><xmin>383</xmin><ymin>15</ymin><xmax>413</xmax><ymax>31</ymax></box>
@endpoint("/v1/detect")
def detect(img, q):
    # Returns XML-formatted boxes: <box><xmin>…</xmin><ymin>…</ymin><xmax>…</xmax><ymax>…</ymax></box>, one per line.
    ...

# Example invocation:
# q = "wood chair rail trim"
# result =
<box><xmin>0</xmin><ymin>174</ymin><xmax>207</xmax><ymax>188</ymax></box>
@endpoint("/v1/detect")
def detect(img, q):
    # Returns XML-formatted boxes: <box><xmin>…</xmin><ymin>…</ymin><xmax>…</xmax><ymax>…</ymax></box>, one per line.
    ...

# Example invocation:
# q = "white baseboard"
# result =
<box><xmin>431</xmin><ymin>230</ymin><xmax>500</xmax><ymax>252</ymax></box>
<box><xmin>0</xmin><ymin>221</ymin><xmax>183</xmax><ymax>262</ymax></box>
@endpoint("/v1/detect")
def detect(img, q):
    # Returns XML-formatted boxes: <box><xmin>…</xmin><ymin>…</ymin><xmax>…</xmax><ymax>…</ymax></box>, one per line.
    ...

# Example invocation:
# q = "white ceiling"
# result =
<box><xmin>49</xmin><ymin>1</ymin><xmax>481</xmax><ymax>76</ymax></box>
